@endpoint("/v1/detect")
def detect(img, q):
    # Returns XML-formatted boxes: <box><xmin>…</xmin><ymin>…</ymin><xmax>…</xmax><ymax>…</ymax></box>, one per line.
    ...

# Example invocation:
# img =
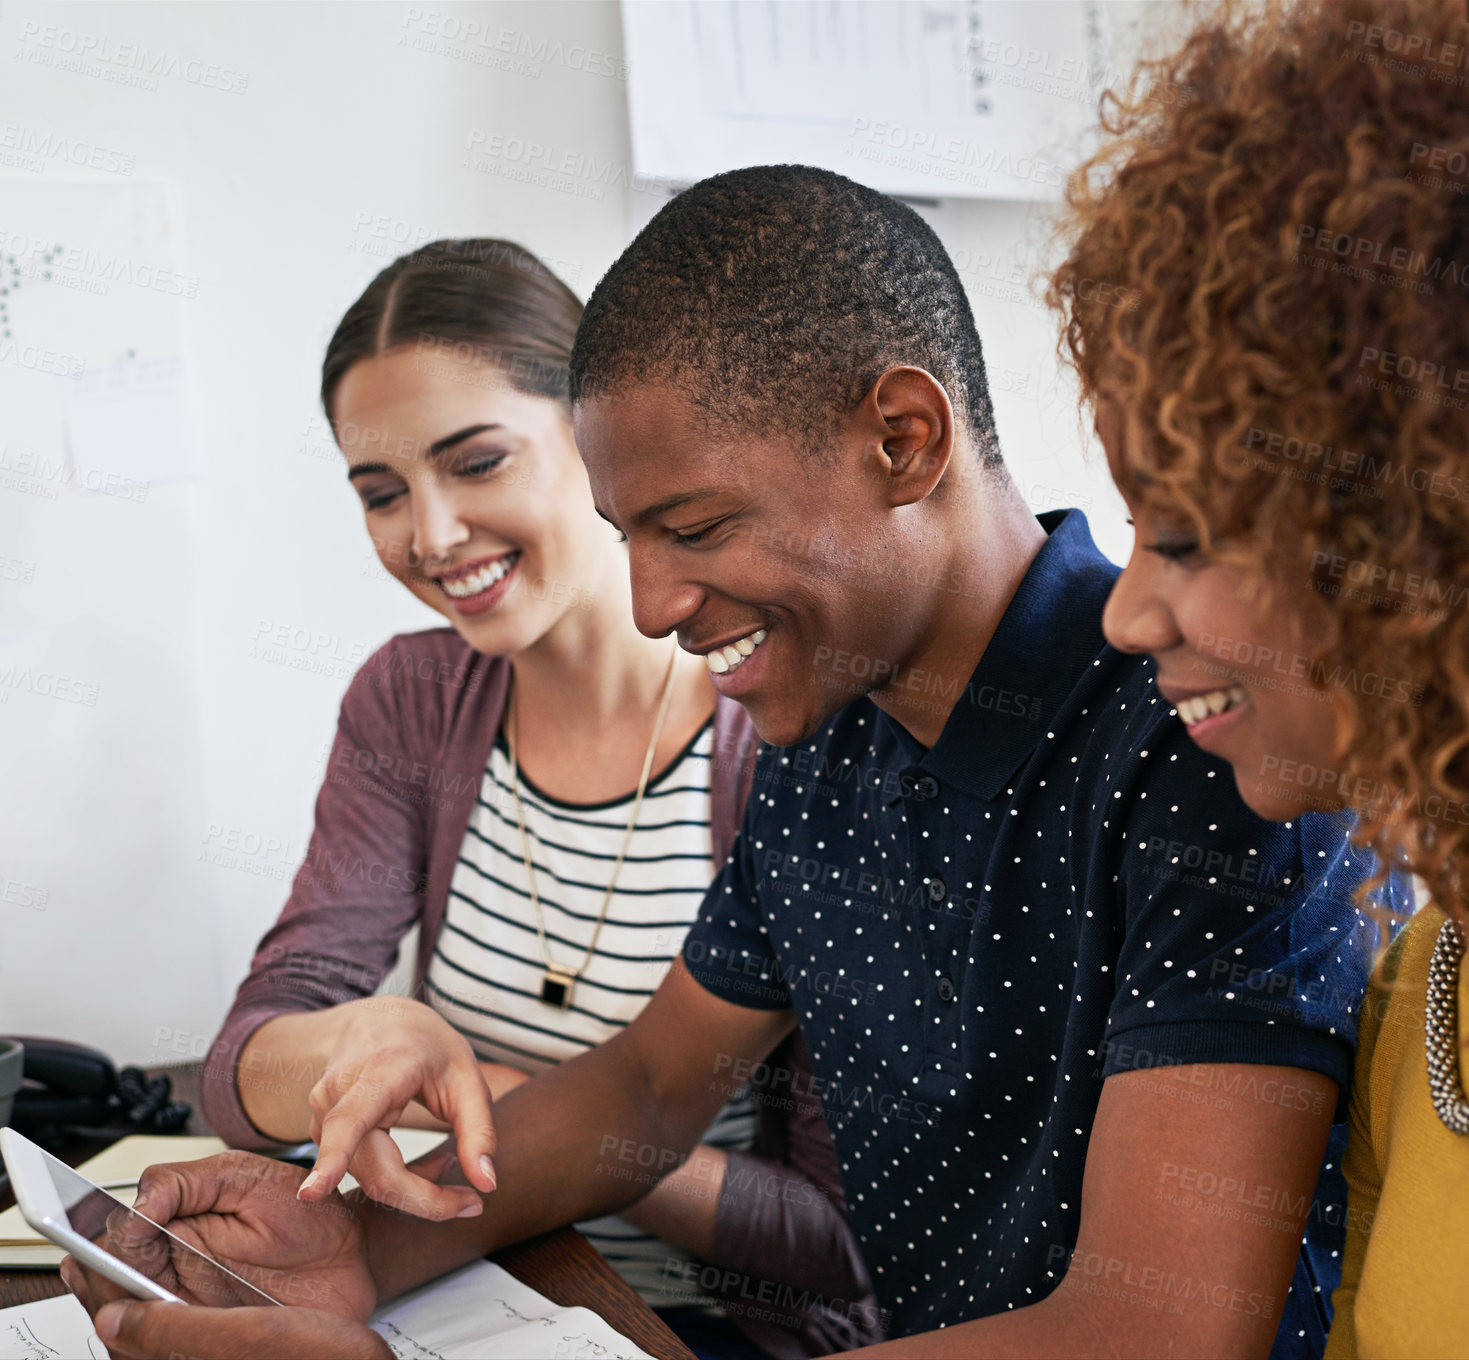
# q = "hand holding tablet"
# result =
<box><xmin>2</xmin><ymin>1132</ymin><xmax>393</xmax><ymax>1358</ymax></box>
<box><xmin>0</xmin><ymin>1128</ymin><xmax>279</xmax><ymax>1307</ymax></box>
<box><xmin>2</xmin><ymin>1130</ymin><xmax>378</xmax><ymax>1314</ymax></box>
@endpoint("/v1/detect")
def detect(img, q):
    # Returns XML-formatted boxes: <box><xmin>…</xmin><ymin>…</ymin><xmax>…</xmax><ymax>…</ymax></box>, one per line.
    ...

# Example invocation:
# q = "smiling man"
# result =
<box><xmin>67</xmin><ymin>167</ymin><xmax>1405</xmax><ymax>1360</ymax></box>
<box><xmin>563</xmin><ymin>166</ymin><xmax>1400</xmax><ymax>1356</ymax></box>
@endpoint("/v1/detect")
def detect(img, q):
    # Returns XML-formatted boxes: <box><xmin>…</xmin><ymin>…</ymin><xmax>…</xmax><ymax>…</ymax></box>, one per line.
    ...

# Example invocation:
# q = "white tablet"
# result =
<box><xmin>0</xmin><ymin>1126</ymin><xmax>280</xmax><ymax>1306</ymax></box>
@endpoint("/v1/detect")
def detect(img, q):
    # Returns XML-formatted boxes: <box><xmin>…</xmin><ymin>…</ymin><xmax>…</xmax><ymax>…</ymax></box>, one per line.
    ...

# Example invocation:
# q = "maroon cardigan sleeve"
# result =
<box><xmin>199</xmin><ymin>632</ymin><xmax>504</xmax><ymax>1148</ymax></box>
<box><xmin>713</xmin><ymin>1033</ymin><xmax>882</xmax><ymax>1356</ymax></box>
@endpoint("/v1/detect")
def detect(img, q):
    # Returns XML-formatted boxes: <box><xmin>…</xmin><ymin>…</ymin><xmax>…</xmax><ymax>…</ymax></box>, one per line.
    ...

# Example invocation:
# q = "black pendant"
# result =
<box><xmin>541</xmin><ymin>968</ymin><xmax>575</xmax><ymax>1009</ymax></box>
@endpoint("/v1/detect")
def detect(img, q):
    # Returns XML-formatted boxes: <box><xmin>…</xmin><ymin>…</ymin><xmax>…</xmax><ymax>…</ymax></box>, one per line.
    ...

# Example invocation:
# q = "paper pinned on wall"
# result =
<box><xmin>63</xmin><ymin>354</ymin><xmax>202</xmax><ymax>486</ymax></box>
<box><xmin>622</xmin><ymin>0</ymin><xmax>1111</xmax><ymax>203</ymax></box>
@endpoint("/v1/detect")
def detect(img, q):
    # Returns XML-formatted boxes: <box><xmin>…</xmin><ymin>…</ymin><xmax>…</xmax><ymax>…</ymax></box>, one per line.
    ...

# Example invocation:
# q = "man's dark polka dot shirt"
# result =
<box><xmin>684</xmin><ymin>510</ymin><xmax>1406</xmax><ymax>1344</ymax></box>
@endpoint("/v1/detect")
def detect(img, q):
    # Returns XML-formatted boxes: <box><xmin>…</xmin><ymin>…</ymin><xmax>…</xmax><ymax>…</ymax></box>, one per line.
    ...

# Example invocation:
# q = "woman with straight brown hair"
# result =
<box><xmin>197</xmin><ymin>239</ymin><xmax>877</xmax><ymax>1360</ymax></box>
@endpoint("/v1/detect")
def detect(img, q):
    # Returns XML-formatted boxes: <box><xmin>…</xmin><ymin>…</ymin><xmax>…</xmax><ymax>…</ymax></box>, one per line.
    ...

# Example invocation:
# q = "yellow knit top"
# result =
<box><xmin>1326</xmin><ymin>903</ymin><xmax>1469</xmax><ymax>1359</ymax></box>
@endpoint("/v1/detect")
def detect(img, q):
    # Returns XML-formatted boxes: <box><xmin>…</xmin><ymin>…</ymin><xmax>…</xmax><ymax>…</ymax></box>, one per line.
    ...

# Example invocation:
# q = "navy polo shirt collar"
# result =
<box><xmin>878</xmin><ymin>509</ymin><xmax>1120</xmax><ymax>805</ymax></box>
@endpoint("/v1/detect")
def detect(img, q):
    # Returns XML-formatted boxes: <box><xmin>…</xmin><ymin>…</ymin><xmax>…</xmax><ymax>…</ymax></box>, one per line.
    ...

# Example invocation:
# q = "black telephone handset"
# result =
<box><xmin>2</xmin><ymin>1037</ymin><xmax>191</xmax><ymax>1145</ymax></box>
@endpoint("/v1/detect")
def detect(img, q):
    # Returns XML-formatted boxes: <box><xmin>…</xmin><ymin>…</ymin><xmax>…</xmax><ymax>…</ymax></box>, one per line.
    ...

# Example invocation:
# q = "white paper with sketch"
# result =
<box><xmin>370</xmin><ymin>1260</ymin><xmax>654</xmax><ymax>1360</ymax></box>
<box><xmin>0</xmin><ymin>1292</ymin><xmax>103</xmax><ymax>1359</ymax></box>
<box><xmin>0</xmin><ymin>1259</ymin><xmax>654</xmax><ymax>1360</ymax></box>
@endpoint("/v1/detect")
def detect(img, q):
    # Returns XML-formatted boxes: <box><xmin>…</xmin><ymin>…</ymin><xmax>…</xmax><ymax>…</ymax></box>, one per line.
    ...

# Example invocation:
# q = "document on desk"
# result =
<box><xmin>0</xmin><ymin>1292</ymin><xmax>103</xmax><ymax>1358</ymax></box>
<box><xmin>0</xmin><ymin>1260</ymin><xmax>654</xmax><ymax>1360</ymax></box>
<box><xmin>370</xmin><ymin>1260</ymin><xmax>655</xmax><ymax>1360</ymax></box>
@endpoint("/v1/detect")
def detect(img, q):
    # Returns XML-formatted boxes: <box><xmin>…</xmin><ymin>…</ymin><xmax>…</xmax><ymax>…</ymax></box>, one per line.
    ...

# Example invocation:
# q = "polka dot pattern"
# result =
<box><xmin>683</xmin><ymin>512</ymin><xmax>1407</xmax><ymax>1341</ymax></box>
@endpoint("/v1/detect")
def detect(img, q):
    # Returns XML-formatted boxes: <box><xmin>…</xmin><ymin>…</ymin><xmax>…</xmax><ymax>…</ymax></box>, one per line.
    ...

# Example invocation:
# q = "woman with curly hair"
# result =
<box><xmin>1049</xmin><ymin>0</ymin><xmax>1469</xmax><ymax>1353</ymax></box>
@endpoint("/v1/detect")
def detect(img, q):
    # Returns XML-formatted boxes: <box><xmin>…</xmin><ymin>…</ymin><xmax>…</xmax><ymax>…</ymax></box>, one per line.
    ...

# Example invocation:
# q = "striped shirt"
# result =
<box><xmin>425</xmin><ymin>719</ymin><xmax>756</xmax><ymax>1309</ymax></box>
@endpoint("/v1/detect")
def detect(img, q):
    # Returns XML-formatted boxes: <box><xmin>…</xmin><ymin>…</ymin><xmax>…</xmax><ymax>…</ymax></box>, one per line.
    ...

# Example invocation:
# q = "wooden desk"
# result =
<box><xmin>0</xmin><ymin>1066</ymin><xmax>694</xmax><ymax>1360</ymax></box>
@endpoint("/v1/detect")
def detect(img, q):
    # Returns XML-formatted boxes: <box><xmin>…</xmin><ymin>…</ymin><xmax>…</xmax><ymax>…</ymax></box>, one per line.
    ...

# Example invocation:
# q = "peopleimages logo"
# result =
<box><xmin>1344</xmin><ymin>17</ymin><xmax>1469</xmax><ymax>70</ymax></box>
<box><xmin>1243</xmin><ymin>425</ymin><xmax>1469</xmax><ymax>503</ymax></box>
<box><xmin>847</xmin><ymin>118</ymin><xmax>1066</xmax><ymax>191</ymax></box>
<box><xmin>1296</xmin><ymin>224</ymin><xmax>1469</xmax><ymax>289</ymax></box>
<box><xmin>0</xmin><ymin>122</ymin><xmax>135</xmax><ymax>175</ymax></box>
<box><xmin>0</xmin><ymin>229</ymin><xmax>200</xmax><ymax>299</ymax></box>
<box><xmin>0</xmin><ymin>443</ymin><xmax>148</xmax><ymax>501</ymax></box>
<box><xmin>15</xmin><ymin>21</ymin><xmax>250</xmax><ymax>93</ymax></box>
<box><xmin>459</xmin><ymin>131</ymin><xmax>676</xmax><ymax>200</ymax></box>
<box><xmin>399</xmin><ymin>8</ymin><xmax>629</xmax><ymax>80</ymax></box>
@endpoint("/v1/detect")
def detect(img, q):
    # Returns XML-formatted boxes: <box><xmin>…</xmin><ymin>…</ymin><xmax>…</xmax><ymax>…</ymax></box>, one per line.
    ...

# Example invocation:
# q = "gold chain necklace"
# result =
<box><xmin>505</xmin><ymin>643</ymin><xmax>680</xmax><ymax>1009</ymax></box>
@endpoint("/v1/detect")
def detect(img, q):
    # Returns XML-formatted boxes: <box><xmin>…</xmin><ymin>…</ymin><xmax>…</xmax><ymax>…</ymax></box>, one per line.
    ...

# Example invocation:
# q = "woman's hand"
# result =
<box><xmin>396</xmin><ymin>1061</ymin><xmax>532</xmax><ymax>1129</ymax></box>
<box><xmin>299</xmin><ymin>995</ymin><xmax>499</xmax><ymax>1218</ymax></box>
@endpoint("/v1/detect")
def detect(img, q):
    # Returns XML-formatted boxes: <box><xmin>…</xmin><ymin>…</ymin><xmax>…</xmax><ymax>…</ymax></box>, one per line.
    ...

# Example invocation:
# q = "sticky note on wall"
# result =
<box><xmin>63</xmin><ymin>354</ymin><xmax>201</xmax><ymax>487</ymax></box>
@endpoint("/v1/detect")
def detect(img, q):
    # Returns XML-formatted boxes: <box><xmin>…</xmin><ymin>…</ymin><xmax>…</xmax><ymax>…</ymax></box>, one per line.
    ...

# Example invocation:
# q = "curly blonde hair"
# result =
<box><xmin>1047</xmin><ymin>0</ymin><xmax>1469</xmax><ymax>920</ymax></box>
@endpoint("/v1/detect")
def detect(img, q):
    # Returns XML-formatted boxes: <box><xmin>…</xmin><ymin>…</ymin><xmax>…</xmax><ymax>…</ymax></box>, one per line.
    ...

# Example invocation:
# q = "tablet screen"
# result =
<box><xmin>40</xmin><ymin>1145</ymin><xmax>281</xmax><ymax>1306</ymax></box>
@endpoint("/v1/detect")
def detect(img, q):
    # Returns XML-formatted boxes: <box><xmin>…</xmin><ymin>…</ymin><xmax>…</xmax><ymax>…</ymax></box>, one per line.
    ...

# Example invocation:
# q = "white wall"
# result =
<box><xmin>0</xmin><ymin>1</ymin><xmax>1157</xmax><ymax>1065</ymax></box>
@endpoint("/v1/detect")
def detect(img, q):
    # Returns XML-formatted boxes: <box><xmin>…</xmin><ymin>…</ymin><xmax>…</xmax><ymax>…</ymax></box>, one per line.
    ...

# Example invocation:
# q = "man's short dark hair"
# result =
<box><xmin>570</xmin><ymin>164</ymin><xmax>1001</xmax><ymax>464</ymax></box>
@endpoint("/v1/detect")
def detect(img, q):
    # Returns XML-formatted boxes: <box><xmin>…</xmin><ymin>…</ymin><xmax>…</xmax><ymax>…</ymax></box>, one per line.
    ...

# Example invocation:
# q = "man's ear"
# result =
<box><xmin>858</xmin><ymin>367</ymin><xmax>955</xmax><ymax>508</ymax></box>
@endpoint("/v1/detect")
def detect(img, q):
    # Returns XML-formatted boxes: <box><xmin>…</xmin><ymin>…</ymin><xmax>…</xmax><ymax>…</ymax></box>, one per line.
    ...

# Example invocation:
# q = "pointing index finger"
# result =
<box><xmin>445</xmin><ymin>1063</ymin><xmax>498</xmax><ymax>1194</ymax></box>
